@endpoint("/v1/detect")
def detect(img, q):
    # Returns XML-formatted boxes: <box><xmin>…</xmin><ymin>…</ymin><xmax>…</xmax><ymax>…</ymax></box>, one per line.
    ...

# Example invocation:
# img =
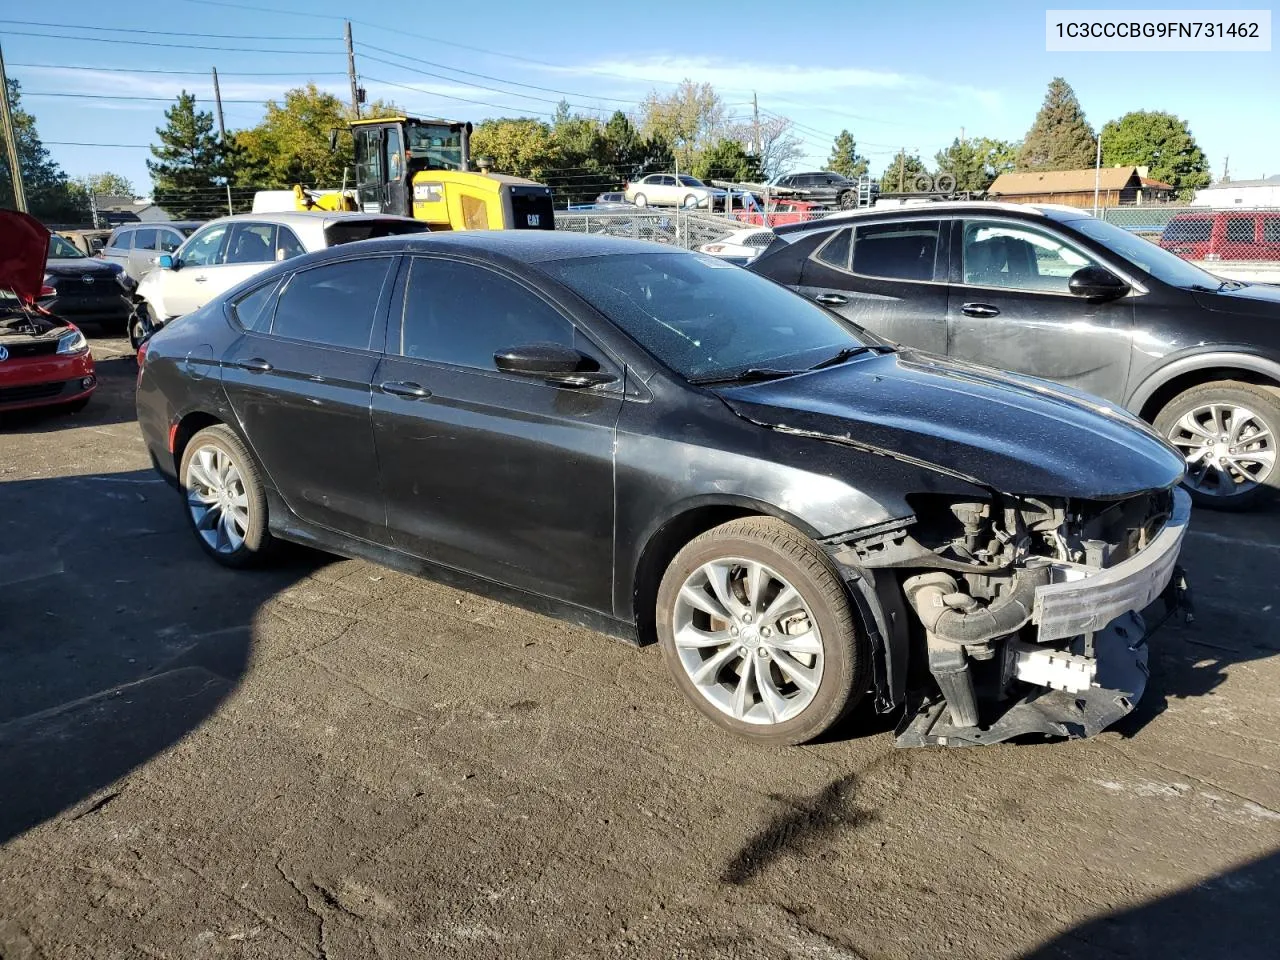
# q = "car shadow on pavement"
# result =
<box><xmin>1023</xmin><ymin>848</ymin><xmax>1280</xmax><ymax>960</ymax></box>
<box><xmin>0</xmin><ymin>468</ymin><xmax>330</xmax><ymax>845</ymax></box>
<box><xmin>0</xmin><ymin>356</ymin><xmax>141</xmax><ymax>432</ymax></box>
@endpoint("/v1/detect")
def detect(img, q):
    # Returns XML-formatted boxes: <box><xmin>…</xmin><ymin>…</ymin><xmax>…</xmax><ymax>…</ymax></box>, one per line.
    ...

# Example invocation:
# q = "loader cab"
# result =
<box><xmin>350</xmin><ymin>115</ymin><xmax>554</xmax><ymax>232</ymax></box>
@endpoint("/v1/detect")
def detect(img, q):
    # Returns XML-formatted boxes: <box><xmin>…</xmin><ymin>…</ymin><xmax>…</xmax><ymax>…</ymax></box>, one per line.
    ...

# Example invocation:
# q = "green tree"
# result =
<box><xmin>548</xmin><ymin>107</ymin><xmax>612</xmax><ymax>204</ymax></box>
<box><xmin>1100</xmin><ymin>110</ymin><xmax>1210</xmax><ymax>199</ymax></box>
<box><xmin>979</xmin><ymin>137</ymin><xmax>1019</xmax><ymax>178</ymax></box>
<box><xmin>72</xmin><ymin>172</ymin><xmax>136</xmax><ymax>197</ymax></box>
<box><xmin>0</xmin><ymin>79</ymin><xmax>89</xmax><ymax>223</ymax></box>
<box><xmin>933</xmin><ymin>136</ymin><xmax>1018</xmax><ymax>192</ymax></box>
<box><xmin>470</xmin><ymin>117</ymin><xmax>556</xmax><ymax>181</ymax></box>
<box><xmin>692</xmin><ymin>139</ymin><xmax>762</xmax><ymax>183</ymax></box>
<box><xmin>827</xmin><ymin>130</ymin><xmax>869</xmax><ymax>180</ymax></box>
<box><xmin>1016</xmin><ymin>77</ymin><xmax>1097</xmax><ymax>171</ymax></box>
<box><xmin>147</xmin><ymin>92</ymin><xmax>236</xmax><ymax>218</ymax></box>
<box><xmin>639</xmin><ymin>80</ymin><xmax>724</xmax><ymax>171</ymax></box>
<box><xmin>878</xmin><ymin>149</ymin><xmax>928</xmax><ymax>192</ymax></box>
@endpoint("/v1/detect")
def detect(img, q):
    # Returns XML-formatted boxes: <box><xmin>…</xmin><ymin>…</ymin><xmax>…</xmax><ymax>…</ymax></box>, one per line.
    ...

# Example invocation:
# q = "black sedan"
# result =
<box><xmin>748</xmin><ymin>202</ymin><xmax>1280</xmax><ymax>509</ymax></box>
<box><xmin>137</xmin><ymin>233</ymin><xmax>1189</xmax><ymax>748</ymax></box>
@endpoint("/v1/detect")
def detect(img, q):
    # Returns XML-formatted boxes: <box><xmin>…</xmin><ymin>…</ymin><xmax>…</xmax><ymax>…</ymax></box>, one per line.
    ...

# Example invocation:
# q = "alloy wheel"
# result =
<box><xmin>185</xmin><ymin>444</ymin><xmax>250</xmax><ymax>554</ymax></box>
<box><xmin>671</xmin><ymin>557</ymin><xmax>824</xmax><ymax>725</ymax></box>
<box><xmin>1166</xmin><ymin>402</ymin><xmax>1275</xmax><ymax>498</ymax></box>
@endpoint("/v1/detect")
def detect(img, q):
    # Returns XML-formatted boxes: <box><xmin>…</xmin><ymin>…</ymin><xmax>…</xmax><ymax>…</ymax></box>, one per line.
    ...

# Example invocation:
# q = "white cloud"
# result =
<box><xmin>541</xmin><ymin>55</ymin><xmax>917</xmax><ymax>95</ymax></box>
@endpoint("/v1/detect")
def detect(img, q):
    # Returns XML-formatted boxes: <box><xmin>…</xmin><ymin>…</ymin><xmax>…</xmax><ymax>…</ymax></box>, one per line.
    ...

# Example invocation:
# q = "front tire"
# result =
<box><xmin>179</xmin><ymin>424</ymin><xmax>274</xmax><ymax>567</ymax></box>
<box><xmin>656</xmin><ymin>517</ymin><xmax>866</xmax><ymax>745</ymax></box>
<box><xmin>1153</xmin><ymin>380</ymin><xmax>1280</xmax><ymax>510</ymax></box>
<box><xmin>129</xmin><ymin>302</ymin><xmax>157</xmax><ymax>351</ymax></box>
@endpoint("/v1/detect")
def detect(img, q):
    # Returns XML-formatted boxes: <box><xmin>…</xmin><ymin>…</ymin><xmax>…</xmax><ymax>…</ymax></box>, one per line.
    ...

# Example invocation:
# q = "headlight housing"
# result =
<box><xmin>56</xmin><ymin>328</ymin><xmax>88</xmax><ymax>355</ymax></box>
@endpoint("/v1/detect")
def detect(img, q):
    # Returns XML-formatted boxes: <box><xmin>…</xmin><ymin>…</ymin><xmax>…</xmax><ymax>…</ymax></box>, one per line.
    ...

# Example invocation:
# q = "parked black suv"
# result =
<box><xmin>747</xmin><ymin>201</ymin><xmax>1280</xmax><ymax>509</ymax></box>
<box><xmin>768</xmin><ymin>172</ymin><xmax>861</xmax><ymax>209</ymax></box>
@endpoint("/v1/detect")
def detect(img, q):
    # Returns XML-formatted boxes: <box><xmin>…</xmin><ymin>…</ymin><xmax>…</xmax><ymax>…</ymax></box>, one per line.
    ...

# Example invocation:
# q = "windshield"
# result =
<box><xmin>404</xmin><ymin>122</ymin><xmax>464</xmax><ymax>171</ymax></box>
<box><xmin>678</xmin><ymin>175</ymin><xmax>705</xmax><ymax>187</ymax></box>
<box><xmin>48</xmin><ymin>235</ymin><xmax>84</xmax><ymax>259</ymax></box>
<box><xmin>542</xmin><ymin>252</ymin><xmax>879</xmax><ymax>382</ymax></box>
<box><xmin>1069</xmin><ymin>216</ymin><xmax>1224</xmax><ymax>289</ymax></box>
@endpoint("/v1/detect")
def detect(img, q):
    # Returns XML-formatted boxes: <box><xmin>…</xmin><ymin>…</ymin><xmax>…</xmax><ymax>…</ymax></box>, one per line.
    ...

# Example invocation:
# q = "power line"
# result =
<box><xmin>25</xmin><ymin>90</ymin><xmax>265</xmax><ymax>104</ymax></box>
<box><xmin>0</xmin><ymin>28</ymin><xmax>339</xmax><ymax>54</ymax></box>
<box><xmin>45</xmin><ymin>140</ymin><xmax>152</xmax><ymax>148</ymax></box>
<box><xmin>360</xmin><ymin>57</ymin><xmax>615</xmax><ymax>113</ymax></box>
<box><xmin>12</xmin><ymin>62</ymin><xmax>349</xmax><ymax>77</ymax></box>
<box><xmin>0</xmin><ymin>19</ymin><xmax>334</xmax><ymax>41</ymax></box>
<box><xmin>361</xmin><ymin>74</ymin><xmax>557</xmax><ymax>117</ymax></box>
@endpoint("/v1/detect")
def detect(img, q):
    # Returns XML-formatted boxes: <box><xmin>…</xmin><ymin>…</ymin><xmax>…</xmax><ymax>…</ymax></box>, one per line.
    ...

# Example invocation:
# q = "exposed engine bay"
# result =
<box><xmin>828</xmin><ymin>487</ymin><xmax>1193</xmax><ymax>747</ymax></box>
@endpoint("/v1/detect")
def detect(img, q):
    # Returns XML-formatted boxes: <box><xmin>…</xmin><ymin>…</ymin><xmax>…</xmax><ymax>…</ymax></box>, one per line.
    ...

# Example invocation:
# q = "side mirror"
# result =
<box><xmin>493</xmin><ymin>342</ymin><xmax>617</xmax><ymax>388</ymax></box>
<box><xmin>158</xmin><ymin>254</ymin><xmax>176</xmax><ymax>270</ymax></box>
<box><xmin>1068</xmin><ymin>265</ymin><xmax>1128</xmax><ymax>301</ymax></box>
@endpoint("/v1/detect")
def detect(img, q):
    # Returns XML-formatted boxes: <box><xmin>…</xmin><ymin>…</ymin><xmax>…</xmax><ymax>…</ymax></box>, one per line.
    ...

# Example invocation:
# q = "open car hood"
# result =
<box><xmin>716</xmin><ymin>350</ymin><xmax>1186</xmax><ymax>500</ymax></box>
<box><xmin>0</xmin><ymin>210</ymin><xmax>51</xmax><ymax>304</ymax></box>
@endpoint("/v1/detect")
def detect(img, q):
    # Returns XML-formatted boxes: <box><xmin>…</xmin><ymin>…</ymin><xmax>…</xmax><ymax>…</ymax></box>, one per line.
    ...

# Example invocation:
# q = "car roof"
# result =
<box><xmin>303</xmin><ymin>230</ymin><xmax>687</xmax><ymax>265</ymax></box>
<box><xmin>200</xmin><ymin>210</ymin><xmax>420</xmax><ymax>228</ymax></box>
<box><xmin>770</xmin><ymin>200</ymin><xmax>1090</xmax><ymax>237</ymax></box>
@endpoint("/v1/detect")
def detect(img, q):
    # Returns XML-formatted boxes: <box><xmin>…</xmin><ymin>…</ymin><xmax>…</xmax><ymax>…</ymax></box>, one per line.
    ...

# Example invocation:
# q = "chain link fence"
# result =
<box><xmin>553</xmin><ymin>207</ymin><xmax>841</xmax><ymax>251</ymax></box>
<box><xmin>1102</xmin><ymin>205</ymin><xmax>1280</xmax><ymax>283</ymax></box>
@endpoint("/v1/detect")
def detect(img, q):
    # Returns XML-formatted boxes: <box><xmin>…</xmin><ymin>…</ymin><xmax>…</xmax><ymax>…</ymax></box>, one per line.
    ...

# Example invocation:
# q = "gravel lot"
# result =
<box><xmin>2</xmin><ymin>333</ymin><xmax>1278</xmax><ymax>960</ymax></box>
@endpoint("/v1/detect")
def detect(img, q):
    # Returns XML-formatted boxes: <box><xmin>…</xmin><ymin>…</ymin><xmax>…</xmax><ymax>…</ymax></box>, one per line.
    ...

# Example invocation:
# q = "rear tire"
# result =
<box><xmin>179</xmin><ymin>424</ymin><xmax>274</xmax><ymax>567</ymax></box>
<box><xmin>1153</xmin><ymin>380</ymin><xmax>1280</xmax><ymax>511</ymax></box>
<box><xmin>838</xmin><ymin>190</ymin><xmax>857</xmax><ymax>210</ymax></box>
<box><xmin>632</xmin><ymin>193</ymin><xmax>647</xmax><ymax>207</ymax></box>
<box><xmin>656</xmin><ymin>517</ymin><xmax>866</xmax><ymax>746</ymax></box>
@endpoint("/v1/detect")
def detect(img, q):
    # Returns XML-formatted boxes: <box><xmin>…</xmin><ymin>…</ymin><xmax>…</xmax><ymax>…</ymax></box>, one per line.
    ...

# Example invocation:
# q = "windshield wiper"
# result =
<box><xmin>690</xmin><ymin>367</ymin><xmax>805</xmax><ymax>385</ymax></box>
<box><xmin>808</xmin><ymin>344</ymin><xmax>895</xmax><ymax>370</ymax></box>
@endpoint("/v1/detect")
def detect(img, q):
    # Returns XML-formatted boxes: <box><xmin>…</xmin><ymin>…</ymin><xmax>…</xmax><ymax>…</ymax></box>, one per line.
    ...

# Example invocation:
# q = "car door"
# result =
<box><xmin>164</xmin><ymin>222</ymin><xmax>232</xmax><ymax>317</ymax></box>
<box><xmin>794</xmin><ymin>219</ymin><xmax>950</xmax><ymax>354</ymax></box>
<box><xmin>217</xmin><ymin>222</ymin><xmax>286</xmax><ymax>295</ymax></box>
<box><xmin>1220</xmin><ymin>214</ymin><xmax>1258</xmax><ymax>261</ymax></box>
<box><xmin>126</xmin><ymin>227</ymin><xmax>159</xmax><ymax>281</ymax></box>
<box><xmin>220</xmin><ymin>255</ymin><xmax>396</xmax><ymax>543</ymax></box>
<box><xmin>945</xmin><ymin>218</ymin><xmax>1134</xmax><ymax>402</ymax></box>
<box><xmin>370</xmin><ymin>255</ymin><xmax>623</xmax><ymax>611</ymax></box>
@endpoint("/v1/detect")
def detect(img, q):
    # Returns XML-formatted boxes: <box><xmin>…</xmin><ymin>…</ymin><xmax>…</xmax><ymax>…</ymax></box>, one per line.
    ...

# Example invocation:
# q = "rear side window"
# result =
<box><xmin>814</xmin><ymin>229</ymin><xmax>852</xmax><ymax>269</ymax></box>
<box><xmin>1164</xmin><ymin>219</ymin><xmax>1211</xmax><ymax>242</ymax></box>
<box><xmin>232</xmin><ymin>280</ymin><xmax>279</xmax><ymax>332</ymax></box>
<box><xmin>1226</xmin><ymin>217</ymin><xmax>1255</xmax><ymax>243</ymax></box>
<box><xmin>852</xmin><ymin>220</ymin><xmax>941</xmax><ymax>281</ymax></box>
<box><xmin>271</xmin><ymin>257</ymin><xmax>392</xmax><ymax>350</ymax></box>
<box><xmin>133</xmin><ymin>227</ymin><xmax>159</xmax><ymax>251</ymax></box>
<box><xmin>398</xmin><ymin>257</ymin><xmax>573</xmax><ymax>369</ymax></box>
<box><xmin>277</xmin><ymin>226</ymin><xmax>306</xmax><ymax>260</ymax></box>
<box><xmin>158</xmin><ymin>230</ymin><xmax>184</xmax><ymax>253</ymax></box>
<box><xmin>1265</xmin><ymin>219</ymin><xmax>1280</xmax><ymax>243</ymax></box>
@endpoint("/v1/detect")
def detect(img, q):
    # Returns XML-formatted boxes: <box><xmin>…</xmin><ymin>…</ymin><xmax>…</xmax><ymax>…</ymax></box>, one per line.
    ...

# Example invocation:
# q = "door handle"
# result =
<box><xmin>233</xmin><ymin>357</ymin><xmax>273</xmax><ymax>373</ymax></box>
<box><xmin>193</xmin><ymin>275</ymin><xmax>208</xmax><ymax>283</ymax></box>
<box><xmin>814</xmin><ymin>293</ymin><xmax>848</xmax><ymax>306</ymax></box>
<box><xmin>380</xmin><ymin>380</ymin><xmax>432</xmax><ymax>399</ymax></box>
<box><xmin>961</xmin><ymin>302</ymin><xmax>1000</xmax><ymax>318</ymax></box>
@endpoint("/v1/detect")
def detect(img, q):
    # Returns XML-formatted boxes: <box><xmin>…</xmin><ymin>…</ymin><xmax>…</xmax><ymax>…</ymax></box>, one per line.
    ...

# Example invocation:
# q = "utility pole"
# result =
<box><xmin>897</xmin><ymin>149</ymin><xmax>905</xmax><ymax>193</ymax></box>
<box><xmin>752</xmin><ymin>92</ymin><xmax>760</xmax><ymax>156</ymax></box>
<box><xmin>211</xmin><ymin>67</ymin><xmax>226</xmax><ymax>139</ymax></box>
<box><xmin>1222</xmin><ymin>155</ymin><xmax>1230</xmax><ymax>183</ymax></box>
<box><xmin>0</xmin><ymin>41</ymin><xmax>27</xmax><ymax>213</ymax></box>
<box><xmin>1092</xmin><ymin>135</ymin><xmax>1102</xmax><ymax>216</ymax></box>
<box><xmin>345</xmin><ymin>22</ymin><xmax>360</xmax><ymax>119</ymax></box>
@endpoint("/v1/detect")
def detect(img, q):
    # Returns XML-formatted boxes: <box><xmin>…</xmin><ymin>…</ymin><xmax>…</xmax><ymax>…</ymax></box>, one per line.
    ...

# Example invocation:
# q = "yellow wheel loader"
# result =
<box><xmin>292</xmin><ymin>116</ymin><xmax>555</xmax><ymax>231</ymax></box>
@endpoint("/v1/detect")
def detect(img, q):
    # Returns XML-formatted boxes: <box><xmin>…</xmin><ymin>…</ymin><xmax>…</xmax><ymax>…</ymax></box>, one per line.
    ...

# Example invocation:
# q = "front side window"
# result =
<box><xmin>961</xmin><ymin>220</ymin><xmax>1093</xmax><ymax>293</ymax></box>
<box><xmin>1163</xmin><ymin>219</ymin><xmax>1211</xmax><ymax>242</ymax></box>
<box><xmin>852</xmin><ymin>220</ymin><xmax>941</xmax><ymax>282</ymax></box>
<box><xmin>542</xmin><ymin>252</ymin><xmax>879</xmax><ymax>382</ymax></box>
<box><xmin>225</xmin><ymin>223</ymin><xmax>277</xmax><ymax>265</ymax></box>
<box><xmin>1226</xmin><ymin>217</ymin><xmax>1255</xmax><ymax>243</ymax></box>
<box><xmin>181</xmin><ymin>224</ymin><xmax>230</xmax><ymax>267</ymax></box>
<box><xmin>272</xmin><ymin>257</ymin><xmax>392</xmax><ymax>350</ymax></box>
<box><xmin>399</xmin><ymin>258</ymin><xmax>573</xmax><ymax>369</ymax></box>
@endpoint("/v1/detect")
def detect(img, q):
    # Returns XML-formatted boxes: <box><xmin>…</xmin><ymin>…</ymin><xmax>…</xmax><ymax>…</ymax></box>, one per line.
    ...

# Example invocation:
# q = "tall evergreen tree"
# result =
<box><xmin>692</xmin><ymin>139</ymin><xmax>763</xmax><ymax>183</ymax></box>
<box><xmin>0</xmin><ymin>79</ymin><xmax>89</xmax><ymax>223</ymax></box>
<box><xmin>827</xmin><ymin>130</ymin><xmax>868</xmax><ymax>179</ymax></box>
<box><xmin>878</xmin><ymin>149</ymin><xmax>928</xmax><ymax>192</ymax></box>
<box><xmin>147</xmin><ymin>92</ymin><xmax>236</xmax><ymax>218</ymax></box>
<box><xmin>933</xmin><ymin>136</ymin><xmax>1018</xmax><ymax>191</ymax></box>
<box><xmin>1016</xmin><ymin>77</ymin><xmax>1097</xmax><ymax>171</ymax></box>
<box><xmin>1100</xmin><ymin>111</ymin><xmax>1210</xmax><ymax>199</ymax></box>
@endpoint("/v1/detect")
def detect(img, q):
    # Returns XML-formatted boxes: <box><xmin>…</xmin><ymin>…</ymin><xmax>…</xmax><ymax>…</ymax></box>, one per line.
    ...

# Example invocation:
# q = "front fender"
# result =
<box><xmin>1126</xmin><ymin>349</ymin><xmax>1280</xmax><ymax>414</ymax></box>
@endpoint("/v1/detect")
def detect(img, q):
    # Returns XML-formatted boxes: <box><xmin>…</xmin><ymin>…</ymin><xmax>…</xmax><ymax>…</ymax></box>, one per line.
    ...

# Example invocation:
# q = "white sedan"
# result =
<box><xmin>130</xmin><ymin>211</ymin><xmax>426</xmax><ymax>348</ymax></box>
<box><xmin>623</xmin><ymin>174</ymin><xmax>725</xmax><ymax>209</ymax></box>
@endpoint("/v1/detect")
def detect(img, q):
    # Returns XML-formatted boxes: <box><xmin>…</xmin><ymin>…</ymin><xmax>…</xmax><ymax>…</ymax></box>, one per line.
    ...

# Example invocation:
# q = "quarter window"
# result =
<box><xmin>960</xmin><ymin>221</ymin><xmax>1092</xmax><ymax>293</ymax></box>
<box><xmin>232</xmin><ymin>280</ymin><xmax>279</xmax><ymax>332</ymax></box>
<box><xmin>399</xmin><ymin>258</ymin><xmax>574</xmax><ymax>369</ymax></box>
<box><xmin>814</xmin><ymin>229</ymin><xmax>852</xmax><ymax>270</ymax></box>
<box><xmin>272</xmin><ymin>257</ymin><xmax>392</xmax><ymax>350</ymax></box>
<box><xmin>181</xmin><ymin>224</ymin><xmax>230</xmax><ymax>267</ymax></box>
<box><xmin>852</xmin><ymin>220</ymin><xmax>941</xmax><ymax>282</ymax></box>
<box><xmin>1226</xmin><ymin>217</ymin><xmax>1255</xmax><ymax>243</ymax></box>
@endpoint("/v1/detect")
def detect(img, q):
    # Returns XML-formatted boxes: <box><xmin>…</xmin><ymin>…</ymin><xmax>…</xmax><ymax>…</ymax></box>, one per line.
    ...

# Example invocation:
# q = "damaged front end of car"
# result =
<box><xmin>826</xmin><ymin>486</ymin><xmax>1193</xmax><ymax>747</ymax></box>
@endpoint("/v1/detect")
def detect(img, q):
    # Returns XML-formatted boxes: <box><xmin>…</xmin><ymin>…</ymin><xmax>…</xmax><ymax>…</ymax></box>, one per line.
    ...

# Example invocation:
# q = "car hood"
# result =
<box><xmin>45</xmin><ymin>258</ymin><xmax>119</xmax><ymax>277</ymax></box>
<box><xmin>1191</xmin><ymin>281</ymin><xmax>1280</xmax><ymax>316</ymax></box>
<box><xmin>715</xmin><ymin>350</ymin><xmax>1185</xmax><ymax>500</ymax></box>
<box><xmin>0</xmin><ymin>210</ymin><xmax>51</xmax><ymax>303</ymax></box>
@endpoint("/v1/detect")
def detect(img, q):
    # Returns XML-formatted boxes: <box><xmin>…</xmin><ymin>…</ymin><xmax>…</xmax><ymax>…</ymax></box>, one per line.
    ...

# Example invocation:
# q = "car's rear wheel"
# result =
<box><xmin>1153</xmin><ymin>380</ymin><xmax>1280</xmax><ymax>510</ymax></box>
<box><xmin>656</xmin><ymin>517</ymin><xmax>866</xmax><ymax>745</ymax></box>
<box><xmin>179</xmin><ymin>424</ymin><xmax>273</xmax><ymax>567</ymax></box>
<box><xmin>682</xmin><ymin>194</ymin><xmax>698</xmax><ymax>208</ymax></box>
<box><xmin>632</xmin><ymin>193</ymin><xmax>647</xmax><ymax>207</ymax></box>
<box><xmin>838</xmin><ymin>190</ymin><xmax>857</xmax><ymax>210</ymax></box>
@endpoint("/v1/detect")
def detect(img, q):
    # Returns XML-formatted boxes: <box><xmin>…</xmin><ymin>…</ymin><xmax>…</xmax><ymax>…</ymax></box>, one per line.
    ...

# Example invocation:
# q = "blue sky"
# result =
<box><xmin>4</xmin><ymin>0</ymin><xmax>1276</xmax><ymax>194</ymax></box>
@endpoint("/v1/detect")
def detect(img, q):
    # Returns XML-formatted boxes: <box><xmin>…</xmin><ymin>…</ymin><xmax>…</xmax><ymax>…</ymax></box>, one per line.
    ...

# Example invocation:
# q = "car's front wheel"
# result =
<box><xmin>656</xmin><ymin>517</ymin><xmax>866</xmax><ymax>745</ymax></box>
<box><xmin>128</xmin><ymin>302</ymin><xmax>158</xmax><ymax>351</ymax></box>
<box><xmin>1153</xmin><ymin>380</ymin><xmax>1280</xmax><ymax>510</ymax></box>
<box><xmin>179</xmin><ymin>424</ymin><xmax>274</xmax><ymax>567</ymax></box>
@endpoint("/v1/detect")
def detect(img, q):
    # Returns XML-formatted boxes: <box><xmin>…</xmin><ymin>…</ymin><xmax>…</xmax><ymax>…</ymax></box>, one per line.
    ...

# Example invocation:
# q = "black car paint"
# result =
<box><xmin>42</xmin><ymin>257</ymin><xmax>132</xmax><ymax>326</ymax></box>
<box><xmin>749</xmin><ymin>205</ymin><xmax>1280</xmax><ymax>417</ymax></box>
<box><xmin>136</xmin><ymin>232</ymin><xmax>1184</xmax><ymax>710</ymax></box>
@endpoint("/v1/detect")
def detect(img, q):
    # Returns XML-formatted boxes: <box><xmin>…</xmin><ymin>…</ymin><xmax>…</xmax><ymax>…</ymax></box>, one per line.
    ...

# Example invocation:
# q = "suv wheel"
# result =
<box><xmin>179</xmin><ymin>425</ymin><xmax>274</xmax><ymax>566</ymax></box>
<box><xmin>1153</xmin><ymin>380</ymin><xmax>1280</xmax><ymax>510</ymax></box>
<box><xmin>656</xmin><ymin>517</ymin><xmax>866</xmax><ymax>745</ymax></box>
<box><xmin>837</xmin><ymin>190</ymin><xmax>857</xmax><ymax>210</ymax></box>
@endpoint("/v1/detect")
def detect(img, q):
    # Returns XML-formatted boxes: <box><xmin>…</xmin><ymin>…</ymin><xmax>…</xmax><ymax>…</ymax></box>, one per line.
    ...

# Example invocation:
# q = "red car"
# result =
<box><xmin>733</xmin><ymin>199</ymin><xmax>827</xmax><ymax>228</ymax></box>
<box><xmin>0</xmin><ymin>211</ymin><xmax>97</xmax><ymax>414</ymax></box>
<box><xmin>1159</xmin><ymin>210</ymin><xmax>1280</xmax><ymax>262</ymax></box>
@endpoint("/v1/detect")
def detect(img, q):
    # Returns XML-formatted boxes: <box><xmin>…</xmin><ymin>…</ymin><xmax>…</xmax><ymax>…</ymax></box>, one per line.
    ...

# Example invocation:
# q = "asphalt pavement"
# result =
<box><xmin>2</xmin><ymin>333</ymin><xmax>1278</xmax><ymax>960</ymax></box>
